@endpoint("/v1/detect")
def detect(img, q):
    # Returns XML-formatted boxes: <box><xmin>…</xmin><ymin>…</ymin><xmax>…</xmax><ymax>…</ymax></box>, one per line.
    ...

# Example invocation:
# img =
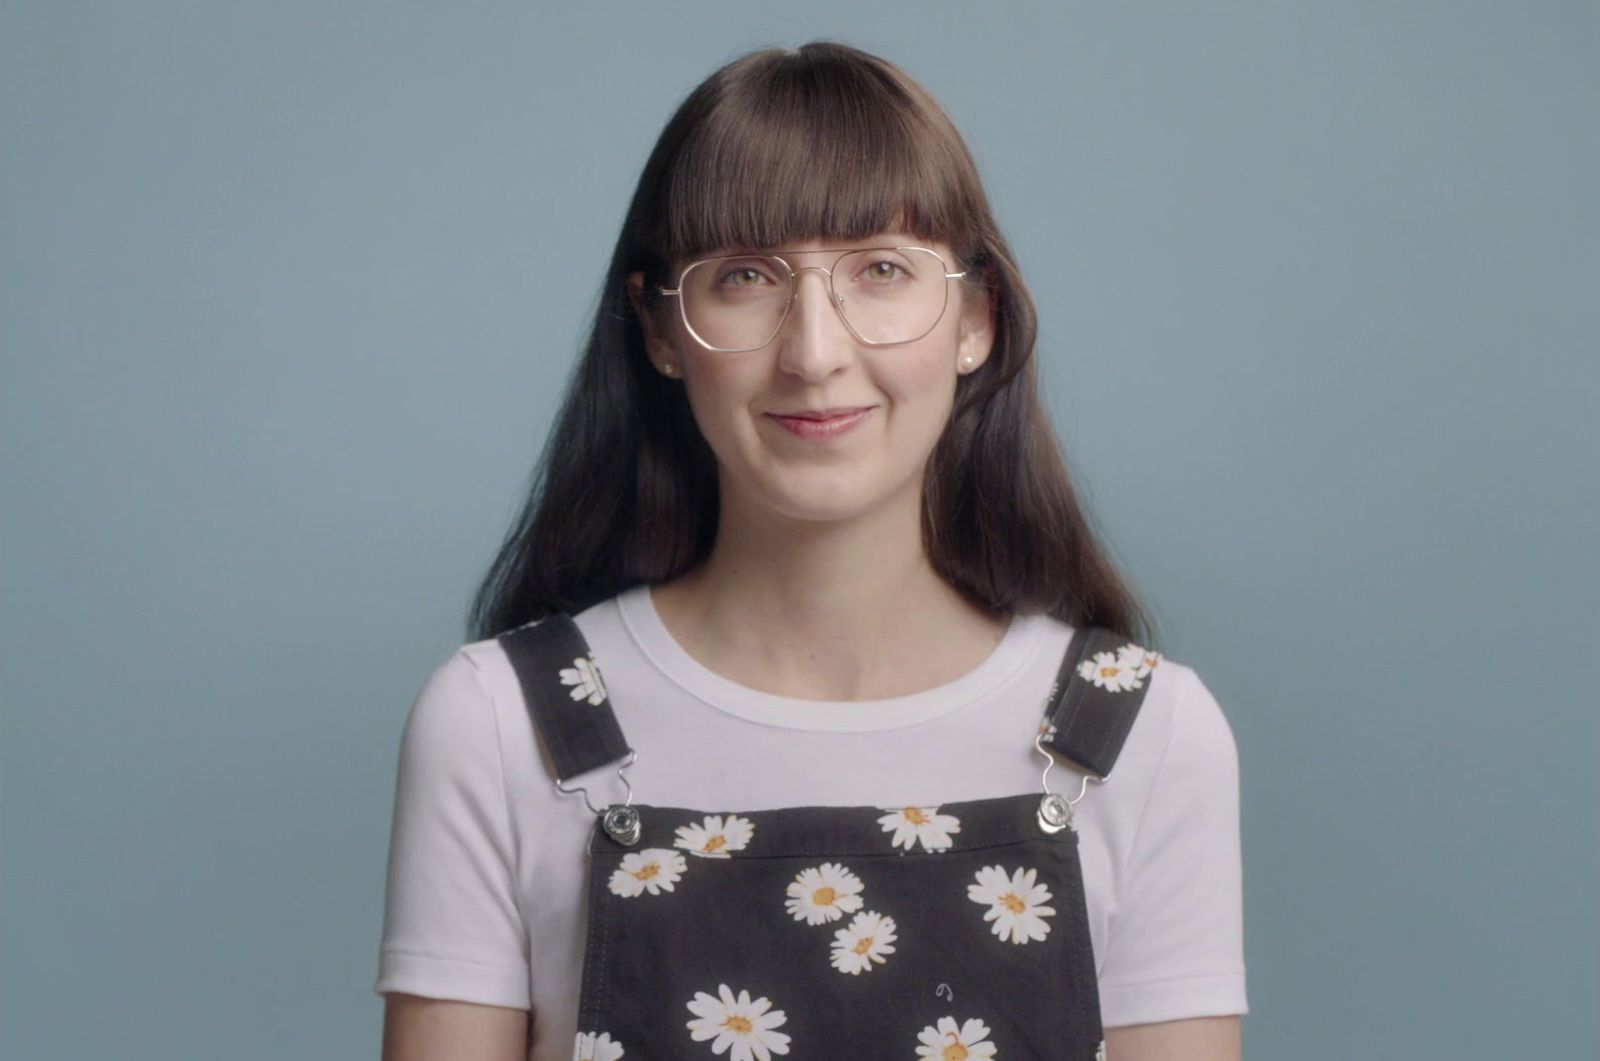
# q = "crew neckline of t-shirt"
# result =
<box><xmin>614</xmin><ymin>582</ymin><xmax>1047</xmax><ymax>732</ymax></box>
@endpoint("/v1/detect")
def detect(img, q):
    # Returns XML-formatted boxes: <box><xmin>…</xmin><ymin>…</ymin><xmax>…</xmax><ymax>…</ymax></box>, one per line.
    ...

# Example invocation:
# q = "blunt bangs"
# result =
<box><xmin>642</xmin><ymin>46</ymin><xmax>983</xmax><ymax>270</ymax></box>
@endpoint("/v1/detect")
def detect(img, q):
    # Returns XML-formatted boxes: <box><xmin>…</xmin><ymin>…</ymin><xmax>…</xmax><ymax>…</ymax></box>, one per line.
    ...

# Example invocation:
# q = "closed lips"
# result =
<box><xmin>770</xmin><ymin>408</ymin><xmax>872</xmax><ymax>420</ymax></box>
<box><xmin>765</xmin><ymin>407</ymin><xmax>874</xmax><ymax>440</ymax></box>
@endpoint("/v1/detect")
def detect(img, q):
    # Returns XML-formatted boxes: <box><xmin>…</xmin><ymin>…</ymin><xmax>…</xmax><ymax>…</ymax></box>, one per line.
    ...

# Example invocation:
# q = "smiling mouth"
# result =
<box><xmin>764</xmin><ymin>407</ymin><xmax>875</xmax><ymax>439</ymax></box>
<box><xmin>769</xmin><ymin>406</ymin><xmax>874</xmax><ymax>420</ymax></box>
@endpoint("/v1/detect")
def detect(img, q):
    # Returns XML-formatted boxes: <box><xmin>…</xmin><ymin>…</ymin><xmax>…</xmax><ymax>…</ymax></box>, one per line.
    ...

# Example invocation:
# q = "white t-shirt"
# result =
<box><xmin>374</xmin><ymin>584</ymin><xmax>1248</xmax><ymax>1059</ymax></box>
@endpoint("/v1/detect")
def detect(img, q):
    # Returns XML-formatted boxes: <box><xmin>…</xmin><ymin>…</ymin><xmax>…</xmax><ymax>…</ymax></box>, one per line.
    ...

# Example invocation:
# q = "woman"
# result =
<box><xmin>376</xmin><ymin>41</ymin><xmax>1246</xmax><ymax>1061</ymax></box>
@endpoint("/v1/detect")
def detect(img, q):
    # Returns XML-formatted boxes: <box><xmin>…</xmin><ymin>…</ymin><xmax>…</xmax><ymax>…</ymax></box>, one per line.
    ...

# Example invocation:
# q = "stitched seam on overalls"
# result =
<box><xmin>578</xmin><ymin>637</ymin><xmax>625</xmax><ymax>772</ymax></box>
<box><xmin>1092</xmin><ymin>684</ymin><xmax>1140</xmax><ymax>774</ymax></box>
<box><xmin>535</xmin><ymin>622</ymin><xmax>584</xmax><ymax>780</ymax></box>
<box><xmin>590</xmin><ymin>834</ymin><xmax>1075</xmax><ymax>861</ymax></box>
<box><xmin>502</xmin><ymin>624</ymin><xmax>581</xmax><ymax>783</ymax></box>
<box><xmin>579</xmin><ymin>823</ymin><xmax>611</xmax><ymax>1030</ymax></box>
<box><xmin>1053</xmin><ymin>657</ymin><xmax>1098</xmax><ymax>773</ymax></box>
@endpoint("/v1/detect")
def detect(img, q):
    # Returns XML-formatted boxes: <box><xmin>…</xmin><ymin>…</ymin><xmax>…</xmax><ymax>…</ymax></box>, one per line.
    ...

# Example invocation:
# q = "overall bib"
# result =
<box><xmin>498</xmin><ymin>615</ymin><xmax>1159</xmax><ymax>1061</ymax></box>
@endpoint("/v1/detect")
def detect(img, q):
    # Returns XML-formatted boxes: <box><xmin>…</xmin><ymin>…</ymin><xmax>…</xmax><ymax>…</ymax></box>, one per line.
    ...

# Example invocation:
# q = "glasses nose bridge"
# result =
<box><xmin>778</xmin><ymin>260</ymin><xmax>850</xmax><ymax>349</ymax></box>
<box><xmin>784</xmin><ymin>261</ymin><xmax>835</xmax><ymax>301</ymax></box>
<box><xmin>781</xmin><ymin>260</ymin><xmax>842</xmax><ymax>316</ymax></box>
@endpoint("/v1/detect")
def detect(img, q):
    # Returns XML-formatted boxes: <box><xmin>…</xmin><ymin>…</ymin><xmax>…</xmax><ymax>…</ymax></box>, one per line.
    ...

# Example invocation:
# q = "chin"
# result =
<box><xmin>770</xmin><ymin>497</ymin><xmax>879</xmax><ymax>524</ymax></box>
<box><xmin>754</xmin><ymin>470</ymin><xmax>919</xmax><ymax>526</ymax></box>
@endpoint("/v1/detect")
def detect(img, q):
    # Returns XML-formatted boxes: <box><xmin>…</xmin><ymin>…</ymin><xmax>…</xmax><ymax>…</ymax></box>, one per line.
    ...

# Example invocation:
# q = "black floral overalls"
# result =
<box><xmin>497</xmin><ymin>614</ymin><xmax>1160</xmax><ymax>1061</ymax></box>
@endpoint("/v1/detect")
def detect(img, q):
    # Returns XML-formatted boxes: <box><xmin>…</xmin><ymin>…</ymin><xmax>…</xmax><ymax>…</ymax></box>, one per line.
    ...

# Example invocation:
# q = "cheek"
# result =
<box><xmin>879</xmin><ymin>340</ymin><xmax>959</xmax><ymax>431</ymax></box>
<box><xmin>661</xmin><ymin>316</ymin><xmax>744</xmax><ymax>435</ymax></box>
<box><xmin>679</xmin><ymin>356</ymin><xmax>764</xmax><ymax>451</ymax></box>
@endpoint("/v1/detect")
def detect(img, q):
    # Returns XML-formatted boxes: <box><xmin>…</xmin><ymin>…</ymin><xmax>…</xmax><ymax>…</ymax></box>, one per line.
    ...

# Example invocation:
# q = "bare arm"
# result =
<box><xmin>381</xmin><ymin>993</ymin><xmax>529</xmax><ymax>1061</ymax></box>
<box><xmin>1105</xmin><ymin>1016</ymin><xmax>1241</xmax><ymax>1060</ymax></box>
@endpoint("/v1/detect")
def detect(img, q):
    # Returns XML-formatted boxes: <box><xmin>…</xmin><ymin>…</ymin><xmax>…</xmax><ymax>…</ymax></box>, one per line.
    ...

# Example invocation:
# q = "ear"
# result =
<box><xmin>626</xmin><ymin>271</ymin><xmax>677</xmax><ymax>370</ymax></box>
<box><xmin>955</xmin><ymin>280</ymin><xmax>997</xmax><ymax>374</ymax></box>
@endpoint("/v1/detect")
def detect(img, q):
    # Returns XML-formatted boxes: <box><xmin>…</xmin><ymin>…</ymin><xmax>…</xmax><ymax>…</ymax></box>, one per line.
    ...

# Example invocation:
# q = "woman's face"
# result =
<box><xmin>628</xmin><ymin>233</ymin><xmax>994</xmax><ymax>526</ymax></box>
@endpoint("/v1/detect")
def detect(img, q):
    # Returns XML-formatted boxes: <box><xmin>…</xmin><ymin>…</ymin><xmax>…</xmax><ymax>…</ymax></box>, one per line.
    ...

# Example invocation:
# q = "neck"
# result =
<box><xmin>650</xmin><ymin>481</ymin><xmax>1009</xmax><ymax>701</ymax></box>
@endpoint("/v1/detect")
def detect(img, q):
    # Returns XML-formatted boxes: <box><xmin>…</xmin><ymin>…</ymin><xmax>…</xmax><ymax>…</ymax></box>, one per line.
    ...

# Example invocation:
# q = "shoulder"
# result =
<box><xmin>430</xmin><ymin>597</ymin><xmax>635</xmax><ymax>763</ymax></box>
<box><xmin>1108</xmin><ymin>644</ymin><xmax>1241</xmax><ymax>808</ymax></box>
<box><xmin>1054</xmin><ymin>630</ymin><xmax>1242</xmax><ymax>831</ymax></box>
<box><xmin>1048</xmin><ymin>622</ymin><xmax>1240</xmax><ymax>785</ymax></box>
<box><xmin>448</xmin><ymin>591</ymin><xmax>633</xmax><ymax>707</ymax></box>
<box><xmin>1096</xmin><ymin>647</ymin><xmax>1244</xmax><ymax>876</ymax></box>
<box><xmin>402</xmin><ymin>646</ymin><xmax>497</xmax><ymax>741</ymax></box>
<box><xmin>391</xmin><ymin>641</ymin><xmax>522</xmax><ymax>793</ymax></box>
<box><xmin>1145</xmin><ymin>655</ymin><xmax>1241</xmax><ymax>786</ymax></box>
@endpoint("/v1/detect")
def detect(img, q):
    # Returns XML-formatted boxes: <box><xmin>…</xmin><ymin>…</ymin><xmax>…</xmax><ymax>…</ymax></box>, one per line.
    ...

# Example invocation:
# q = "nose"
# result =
<box><xmin>773</xmin><ymin>265</ymin><xmax>853</xmax><ymax>381</ymax></box>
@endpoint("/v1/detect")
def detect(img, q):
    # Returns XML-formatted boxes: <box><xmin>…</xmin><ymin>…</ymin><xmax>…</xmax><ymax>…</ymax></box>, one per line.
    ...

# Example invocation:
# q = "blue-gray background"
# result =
<box><xmin>3</xmin><ymin>2</ymin><xmax>1594</xmax><ymax>1057</ymax></box>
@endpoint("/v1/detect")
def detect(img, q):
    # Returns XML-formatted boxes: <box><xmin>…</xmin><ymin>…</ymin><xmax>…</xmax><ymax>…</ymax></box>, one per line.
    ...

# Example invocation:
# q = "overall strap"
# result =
<box><xmin>1040</xmin><ymin>625</ymin><xmax>1163</xmax><ymax>779</ymax></box>
<box><xmin>496</xmin><ymin>614</ymin><xmax>630</xmax><ymax>782</ymax></box>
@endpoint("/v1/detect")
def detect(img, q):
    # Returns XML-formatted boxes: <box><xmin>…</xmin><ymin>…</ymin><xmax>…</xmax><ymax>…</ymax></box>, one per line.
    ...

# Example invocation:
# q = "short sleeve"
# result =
<box><xmin>373</xmin><ymin>649</ymin><xmax>530</xmax><ymax>1008</ymax></box>
<box><xmin>1097</xmin><ymin>665</ymin><xmax>1248</xmax><ymax>1027</ymax></box>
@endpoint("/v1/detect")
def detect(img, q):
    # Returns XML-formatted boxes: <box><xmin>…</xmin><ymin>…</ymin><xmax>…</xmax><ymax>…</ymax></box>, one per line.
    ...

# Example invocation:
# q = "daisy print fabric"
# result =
<box><xmin>785</xmin><ymin>862</ymin><xmax>865</xmax><ymax>925</ymax></box>
<box><xmin>559</xmin><ymin>653</ymin><xmax>608</xmax><ymax>704</ymax></box>
<box><xmin>607</xmin><ymin>848</ymin><xmax>687</xmax><ymax>898</ymax></box>
<box><xmin>572</xmin><ymin>1031</ymin><xmax>624</xmax><ymax>1061</ymax></box>
<box><xmin>967</xmin><ymin>865</ymin><xmax>1056</xmax><ymax>944</ymax></box>
<box><xmin>1076</xmin><ymin>641</ymin><xmax>1162</xmax><ymax>692</ymax></box>
<box><xmin>877</xmin><ymin>805</ymin><xmax>961</xmax><ymax>852</ymax></box>
<box><xmin>576</xmin><ymin>794</ymin><xmax>1107</xmax><ymax>1056</ymax></box>
<box><xmin>829</xmin><ymin>910</ymin><xmax>896</xmax><ymax>974</ymax></box>
<box><xmin>675</xmin><ymin>814</ymin><xmax>755</xmax><ymax>858</ymax></box>
<box><xmin>915</xmin><ymin>1017</ymin><xmax>998</xmax><ymax>1060</ymax></box>
<box><xmin>685</xmin><ymin>984</ymin><xmax>791</xmax><ymax>1061</ymax></box>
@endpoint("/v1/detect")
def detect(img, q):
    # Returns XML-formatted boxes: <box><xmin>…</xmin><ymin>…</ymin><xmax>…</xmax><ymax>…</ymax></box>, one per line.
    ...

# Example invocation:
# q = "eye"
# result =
<box><xmin>710</xmin><ymin>258</ymin><xmax>782</xmax><ymax>290</ymax></box>
<box><xmin>853</xmin><ymin>253</ymin><xmax>917</xmax><ymax>284</ymax></box>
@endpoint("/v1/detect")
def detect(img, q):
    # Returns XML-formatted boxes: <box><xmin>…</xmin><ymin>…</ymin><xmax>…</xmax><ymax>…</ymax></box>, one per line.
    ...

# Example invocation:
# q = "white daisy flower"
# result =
<box><xmin>674</xmin><ymin>814</ymin><xmax>755</xmax><ymax>859</ymax></box>
<box><xmin>685</xmin><ymin>984</ymin><xmax>791</xmax><ymax>1061</ymax></box>
<box><xmin>560</xmin><ymin>654</ymin><xmax>608</xmax><ymax>705</ymax></box>
<box><xmin>829</xmin><ymin>910</ymin><xmax>897</xmax><ymax>975</ymax></box>
<box><xmin>784</xmin><ymin>862</ymin><xmax>865</xmax><ymax>925</ymax></box>
<box><xmin>915</xmin><ymin>1016</ymin><xmax>997</xmax><ymax>1060</ymax></box>
<box><xmin>1116</xmin><ymin>641</ymin><xmax>1161</xmax><ymax>679</ymax></box>
<box><xmin>572</xmin><ymin>1030</ymin><xmax>624</xmax><ymax>1061</ymax></box>
<box><xmin>1076</xmin><ymin>649</ymin><xmax>1142</xmax><ymax>692</ymax></box>
<box><xmin>967</xmin><ymin>864</ymin><xmax>1056</xmax><ymax>944</ymax></box>
<box><xmin>877</xmin><ymin>805</ymin><xmax>962</xmax><ymax>852</ymax></box>
<box><xmin>607</xmin><ymin>848</ymin><xmax>687</xmax><ymax>898</ymax></box>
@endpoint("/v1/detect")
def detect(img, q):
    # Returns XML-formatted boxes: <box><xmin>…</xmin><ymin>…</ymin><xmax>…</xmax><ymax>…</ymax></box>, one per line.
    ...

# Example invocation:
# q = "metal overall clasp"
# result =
<box><xmin>1033</xmin><ymin>722</ymin><xmax>1101</xmax><ymax>834</ymax></box>
<box><xmin>554</xmin><ymin>748</ymin><xmax>642</xmax><ymax>846</ymax></box>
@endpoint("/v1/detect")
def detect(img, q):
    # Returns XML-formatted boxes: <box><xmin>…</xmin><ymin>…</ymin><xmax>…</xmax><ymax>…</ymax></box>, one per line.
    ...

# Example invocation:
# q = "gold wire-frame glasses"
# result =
<box><xmin>658</xmin><ymin>245</ymin><xmax>967</xmax><ymax>353</ymax></box>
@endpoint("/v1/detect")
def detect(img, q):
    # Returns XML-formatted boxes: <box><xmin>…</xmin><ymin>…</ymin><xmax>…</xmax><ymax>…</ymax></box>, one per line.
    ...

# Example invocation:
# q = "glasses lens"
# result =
<box><xmin>830</xmin><ymin>247</ymin><xmax>950</xmax><ymax>345</ymax></box>
<box><xmin>679</xmin><ymin>255</ymin><xmax>792</xmax><ymax>352</ymax></box>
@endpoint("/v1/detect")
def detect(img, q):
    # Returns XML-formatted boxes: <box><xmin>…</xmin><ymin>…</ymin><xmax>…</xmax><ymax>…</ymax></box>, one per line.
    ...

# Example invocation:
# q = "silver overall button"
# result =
<box><xmin>602</xmin><ymin>804</ymin><xmax>641</xmax><ymax>846</ymax></box>
<box><xmin>1037</xmin><ymin>792</ymin><xmax>1075</xmax><ymax>834</ymax></box>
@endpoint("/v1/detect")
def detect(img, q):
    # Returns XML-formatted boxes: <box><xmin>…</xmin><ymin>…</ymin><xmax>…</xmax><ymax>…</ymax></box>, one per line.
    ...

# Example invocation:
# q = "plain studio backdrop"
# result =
<box><xmin>2</xmin><ymin>2</ymin><xmax>1594</xmax><ymax>1058</ymax></box>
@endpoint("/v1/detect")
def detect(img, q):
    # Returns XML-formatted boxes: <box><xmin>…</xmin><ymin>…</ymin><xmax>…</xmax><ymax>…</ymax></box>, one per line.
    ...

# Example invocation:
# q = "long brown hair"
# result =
<box><xmin>468</xmin><ymin>41</ymin><xmax>1155</xmax><ymax>647</ymax></box>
